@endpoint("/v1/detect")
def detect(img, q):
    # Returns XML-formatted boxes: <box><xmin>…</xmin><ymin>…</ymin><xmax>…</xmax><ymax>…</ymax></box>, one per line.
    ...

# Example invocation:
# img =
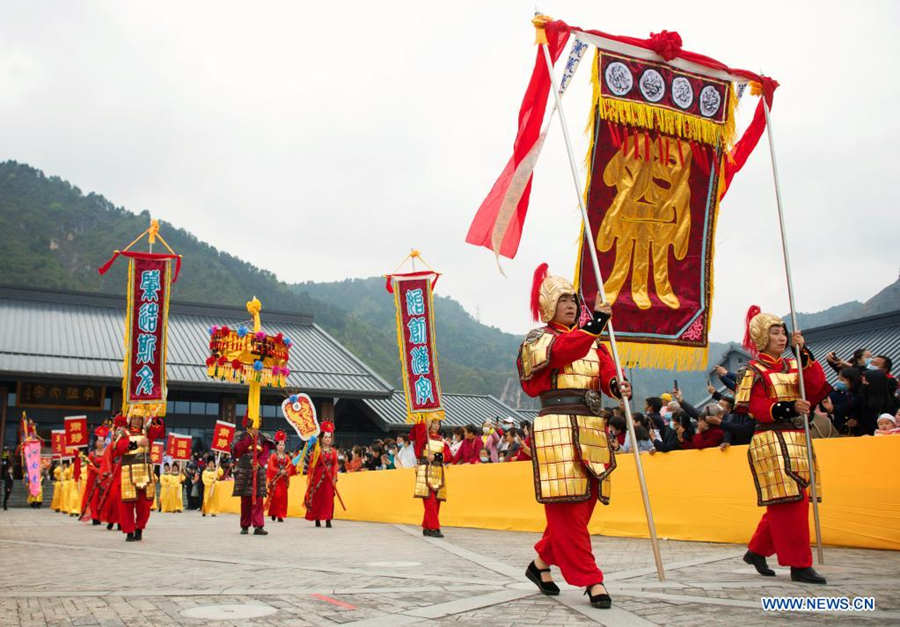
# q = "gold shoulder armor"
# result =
<box><xmin>734</xmin><ymin>366</ymin><xmax>757</xmax><ymax>406</ymax></box>
<box><xmin>518</xmin><ymin>328</ymin><xmax>554</xmax><ymax>381</ymax></box>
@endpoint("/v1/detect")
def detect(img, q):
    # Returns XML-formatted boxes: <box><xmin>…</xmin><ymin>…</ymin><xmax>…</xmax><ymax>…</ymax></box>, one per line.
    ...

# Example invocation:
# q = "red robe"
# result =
<box><xmin>266</xmin><ymin>452</ymin><xmax>295</xmax><ymax>519</ymax></box>
<box><xmin>304</xmin><ymin>447</ymin><xmax>338</xmax><ymax>521</ymax></box>
<box><xmin>98</xmin><ymin>440</ymin><xmax>120</xmax><ymax>524</ymax></box>
<box><xmin>745</xmin><ymin>351</ymin><xmax>829</xmax><ymax>568</ymax></box>
<box><xmin>409</xmin><ymin>422</ymin><xmax>453</xmax><ymax>529</ymax></box>
<box><xmin>80</xmin><ymin>450</ymin><xmax>102</xmax><ymax>520</ymax></box>
<box><xmin>114</xmin><ymin>419</ymin><xmax>165</xmax><ymax>534</ymax></box>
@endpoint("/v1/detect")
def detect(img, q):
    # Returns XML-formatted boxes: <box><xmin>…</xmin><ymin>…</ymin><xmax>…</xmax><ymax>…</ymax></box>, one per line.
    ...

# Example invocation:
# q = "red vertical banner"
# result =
<box><xmin>64</xmin><ymin>415</ymin><xmax>88</xmax><ymax>450</ymax></box>
<box><xmin>150</xmin><ymin>441</ymin><xmax>164</xmax><ymax>464</ymax></box>
<box><xmin>386</xmin><ymin>272</ymin><xmax>445</xmax><ymax>423</ymax></box>
<box><xmin>211</xmin><ymin>420</ymin><xmax>236</xmax><ymax>454</ymax></box>
<box><xmin>51</xmin><ymin>430</ymin><xmax>65</xmax><ymax>459</ymax></box>
<box><xmin>123</xmin><ymin>256</ymin><xmax>172</xmax><ymax>417</ymax></box>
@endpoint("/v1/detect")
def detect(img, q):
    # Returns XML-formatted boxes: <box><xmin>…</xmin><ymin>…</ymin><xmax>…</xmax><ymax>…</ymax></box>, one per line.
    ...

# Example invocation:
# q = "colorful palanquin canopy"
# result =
<box><xmin>205</xmin><ymin>299</ymin><xmax>291</xmax><ymax>388</ymax></box>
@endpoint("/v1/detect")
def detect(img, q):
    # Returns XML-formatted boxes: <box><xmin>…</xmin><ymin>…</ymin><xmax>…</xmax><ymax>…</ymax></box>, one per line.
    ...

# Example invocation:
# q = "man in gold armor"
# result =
<box><xmin>736</xmin><ymin>306</ymin><xmax>830</xmax><ymax>584</ymax></box>
<box><xmin>112</xmin><ymin>414</ymin><xmax>165</xmax><ymax>542</ymax></box>
<box><xmin>517</xmin><ymin>263</ymin><xmax>630</xmax><ymax>609</ymax></box>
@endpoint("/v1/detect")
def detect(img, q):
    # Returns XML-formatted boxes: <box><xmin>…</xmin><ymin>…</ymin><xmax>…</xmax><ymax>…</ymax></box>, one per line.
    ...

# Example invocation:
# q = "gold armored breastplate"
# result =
<box><xmin>760</xmin><ymin>359</ymin><xmax>800</xmax><ymax>401</ymax></box>
<box><xmin>554</xmin><ymin>344</ymin><xmax>601</xmax><ymax>391</ymax></box>
<box><xmin>427</xmin><ymin>439</ymin><xmax>444</xmax><ymax>456</ymax></box>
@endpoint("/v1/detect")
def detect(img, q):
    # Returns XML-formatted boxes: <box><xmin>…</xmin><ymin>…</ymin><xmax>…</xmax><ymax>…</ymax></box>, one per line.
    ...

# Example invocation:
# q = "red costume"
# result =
<box><xmin>409</xmin><ymin>420</ymin><xmax>453</xmax><ymax>534</ymax></box>
<box><xmin>736</xmin><ymin>308</ymin><xmax>830</xmax><ymax>584</ymax></box>
<box><xmin>98</xmin><ymin>421</ymin><xmax>122</xmax><ymax>527</ymax></box>
<box><xmin>518</xmin><ymin>264</ymin><xmax>623</xmax><ymax>599</ymax></box>
<box><xmin>113</xmin><ymin>414</ymin><xmax>165</xmax><ymax>540</ymax></box>
<box><xmin>80</xmin><ymin>425</ymin><xmax>108</xmax><ymax>523</ymax></box>
<box><xmin>304</xmin><ymin>422</ymin><xmax>338</xmax><ymax>524</ymax></box>
<box><xmin>266</xmin><ymin>430</ymin><xmax>295</xmax><ymax>521</ymax></box>
<box><xmin>232</xmin><ymin>424</ymin><xmax>275</xmax><ymax>534</ymax></box>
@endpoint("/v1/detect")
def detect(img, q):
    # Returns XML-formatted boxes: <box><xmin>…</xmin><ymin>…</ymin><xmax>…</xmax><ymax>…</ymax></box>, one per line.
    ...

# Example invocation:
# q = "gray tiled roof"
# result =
<box><xmin>802</xmin><ymin>310</ymin><xmax>900</xmax><ymax>385</ymax></box>
<box><xmin>0</xmin><ymin>286</ymin><xmax>392</xmax><ymax>398</ymax></box>
<box><xmin>362</xmin><ymin>392</ymin><xmax>528</xmax><ymax>431</ymax></box>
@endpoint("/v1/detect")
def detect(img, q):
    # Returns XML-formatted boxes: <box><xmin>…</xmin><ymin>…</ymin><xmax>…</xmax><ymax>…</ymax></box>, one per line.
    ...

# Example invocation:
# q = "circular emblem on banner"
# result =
<box><xmin>671</xmin><ymin>76</ymin><xmax>693</xmax><ymax>109</ymax></box>
<box><xmin>604</xmin><ymin>62</ymin><xmax>633</xmax><ymax>96</ymax></box>
<box><xmin>699</xmin><ymin>85</ymin><xmax>722</xmax><ymax>117</ymax></box>
<box><xmin>639</xmin><ymin>69</ymin><xmax>665</xmax><ymax>102</ymax></box>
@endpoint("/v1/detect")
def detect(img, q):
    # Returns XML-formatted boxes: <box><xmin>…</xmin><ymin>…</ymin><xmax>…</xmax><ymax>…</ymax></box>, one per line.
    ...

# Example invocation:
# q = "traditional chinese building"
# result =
<box><xmin>0</xmin><ymin>286</ymin><xmax>393</xmax><ymax>452</ymax></box>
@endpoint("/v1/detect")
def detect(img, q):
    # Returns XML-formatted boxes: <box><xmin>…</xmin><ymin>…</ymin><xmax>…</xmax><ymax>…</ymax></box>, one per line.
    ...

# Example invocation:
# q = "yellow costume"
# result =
<box><xmin>69</xmin><ymin>456</ymin><xmax>88</xmax><ymax>515</ymax></box>
<box><xmin>160</xmin><ymin>472</ymin><xmax>184</xmax><ymax>512</ymax></box>
<box><xmin>202</xmin><ymin>467</ymin><xmax>223</xmax><ymax>515</ymax></box>
<box><xmin>51</xmin><ymin>466</ymin><xmax>62</xmax><ymax>511</ymax></box>
<box><xmin>174</xmin><ymin>472</ymin><xmax>185</xmax><ymax>512</ymax></box>
<box><xmin>59</xmin><ymin>464</ymin><xmax>73</xmax><ymax>514</ymax></box>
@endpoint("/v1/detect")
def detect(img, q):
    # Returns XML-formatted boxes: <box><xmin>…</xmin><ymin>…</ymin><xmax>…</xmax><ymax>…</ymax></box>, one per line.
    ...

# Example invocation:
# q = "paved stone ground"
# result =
<box><xmin>0</xmin><ymin>508</ymin><xmax>897</xmax><ymax>626</ymax></box>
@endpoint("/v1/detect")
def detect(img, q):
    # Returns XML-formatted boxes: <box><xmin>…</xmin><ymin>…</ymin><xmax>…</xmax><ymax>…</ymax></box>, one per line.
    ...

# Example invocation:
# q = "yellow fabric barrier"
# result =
<box><xmin>213</xmin><ymin>436</ymin><xmax>900</xmax><ymax>550</ymax></box>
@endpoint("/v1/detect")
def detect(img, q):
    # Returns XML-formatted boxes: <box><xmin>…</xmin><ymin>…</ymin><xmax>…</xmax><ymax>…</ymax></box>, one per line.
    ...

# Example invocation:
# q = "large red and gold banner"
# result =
<box><xmin>386</xmin><ymin>272</ymin><xmax>445</xmax><ymax>423</ymax></box>
<box><xmin>211</xmin><ymin>420</ymin><xmax>236</xmax><ymax>454</ymax></box>
<box><xmin>166</xmin><ymin>433</ymin><xmax>192</xmax><ymax>460</ymax></box>
<box><xmin>64</xmin><ymin>415</ymin><xmax>88</xmax><ymax>450</ymax></box>
<box><xmin>123</xmin><ymin>255</ymin><xmax>173</xmax><ymax>416</ymax></box>
<box><xmin>576</xmin><ymin>43</ymin><xmax>770</xmax><ymax>370</ymax></box>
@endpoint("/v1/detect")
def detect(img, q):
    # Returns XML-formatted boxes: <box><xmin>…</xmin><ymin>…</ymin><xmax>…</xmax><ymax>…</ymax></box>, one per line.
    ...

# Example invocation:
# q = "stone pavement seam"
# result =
<box><xmin>392</xmin><ymin>524</ymin><xmax>522</xmax><ymax>580</ymax></box>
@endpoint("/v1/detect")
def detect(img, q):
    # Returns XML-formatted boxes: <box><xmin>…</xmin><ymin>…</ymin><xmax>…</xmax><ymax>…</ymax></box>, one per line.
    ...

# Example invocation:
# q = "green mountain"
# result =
<box><xmin>1</xmin><ymin>160</ymin><xmax>897</xmax><ymax>411</ymax></box>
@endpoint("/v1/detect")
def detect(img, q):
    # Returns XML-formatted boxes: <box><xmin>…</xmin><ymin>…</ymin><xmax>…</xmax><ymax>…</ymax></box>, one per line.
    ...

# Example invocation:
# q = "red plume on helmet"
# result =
<box><xmin>742</xmin><ymin>305</ymin><xmax>761</xmax><ymax>358</ymax></box>
<box><xmin>320</xmin><ymin>421</ymin><xmax>335</xmax><ymax>434</ymax></box>
<box><xmin>530</xmin><ymin>263</ymin><xmax>549</xmax><ymax>322</ymax></box>
<box><xmin>274</xmin><ymin>430</ymin><xmax>286</xmax><ymax>442</ymax></box>
<box><xmin>113</xmin><ymin>414</ymin><xmax>127</xmax><ymax>428</ymax></box>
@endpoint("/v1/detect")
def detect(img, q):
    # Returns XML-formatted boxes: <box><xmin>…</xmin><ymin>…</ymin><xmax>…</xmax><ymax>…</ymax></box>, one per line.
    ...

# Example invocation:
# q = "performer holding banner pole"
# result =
<box><xmin>761</xmin><ymin>100</ymin><xmax>824</xmax><ymax>565</ymax></box>
<box><xmin>534</xmin><ymin>15</ymin><xmax>665</xmax><ymax>583</ymax></box>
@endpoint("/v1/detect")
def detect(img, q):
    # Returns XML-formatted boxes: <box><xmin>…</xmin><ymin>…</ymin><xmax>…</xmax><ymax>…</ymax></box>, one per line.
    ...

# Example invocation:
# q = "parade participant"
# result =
<box><xmin>517</xmin><ymin>264</ymin><xmax>631</xmax><ymax>609</ymax></box>
<box><xmin>171</xmin><ymin>462</ymin><xmax>185</xmax><ymax>512</ymax></box>
<box><xmin>266</xmin><ymin>431</ymin><xmax>295</xmax><ymax>523</ymax></box>
<box><xmin>81</xmin><ymin>428</ymin><xmax>108</xmax><ymax>524</ymax></box>
<box><xmin>69</xmin><ymin>451</ymin><xmax>89</xmax><ymax>516</ymax></box>
<box><xmin>409</xmin><ymin>416</ymin><xmax>452</xmax><ymax>537</ymax></box>
<box><xmin>98</xmin><ymin>414</ymin><xmax>126</xmax><ymax>530</ymax></box>
<box><xmin>59</xmin><ymin>459</ymin><xmax>73</xmax><ymax>515</ymax></box>
<box><xmin>303</xmin><ymin>422</ymin><xmax>339</xmax><ymax>528</ymax></box>
<box><xmin>232</xmin><ymin>417</ymin><xmax>275</xmax><ymax>535</ymax></box>
<box><xmin>113</xmin><ymin>413</ymin><xmax>165</xmax><ymax>542</ymax></box>
<box><xmin>201</xmin><ymin>458</ymin><xmax>223</xmax><ymax>516</ymax></box>
<box><xmin>737</xmin><ymin>308</ymin><xmax>830</xmax><ymax>584</ymax></box>
<box><xmin>51</xmin><ymin>462</ymin><xmax>62</xmax><ymax>512</ymax></box>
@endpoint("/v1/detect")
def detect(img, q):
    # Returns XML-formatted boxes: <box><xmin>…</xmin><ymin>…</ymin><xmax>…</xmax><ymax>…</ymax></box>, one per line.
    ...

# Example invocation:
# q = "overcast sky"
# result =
<box><xmin>2</xmin><ymin>1</ymin><xmax>898</xmax><ymax>342</ymax></box>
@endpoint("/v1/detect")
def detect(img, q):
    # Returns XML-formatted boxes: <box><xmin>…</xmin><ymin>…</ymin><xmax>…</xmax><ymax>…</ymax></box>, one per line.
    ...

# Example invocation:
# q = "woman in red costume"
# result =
<box><xmin>266</xmin><ymin>430</ymin><xmax>295</xmax><ymax>523</ymax></box>
<box><xmin>517</xmin><ymin>264</ymin><xmax>630</xmax><ymax>609</ymax></box>
<box><xmin>98</xmin><ymin>415</ymin><xmax>126</xmax><ymax>531</ymax></box>
<box><xmin>81</xmin><ymin>425</ymin><xmax>108</xmax><ymax>524</ymax></box>
<box><xmin>113</xmin><ymin>413</ymin><xmax>165</xmax><ymax>542</ymax></box>
<box><xmin>736</xmin><ymin>307</ymin><xmax>830</xmax><ymax>584</ymax></box>
<box><xmin>303</xmin><ymin>421</ymin><xmax>338</xmax><ymax>528</ymax></box>
<box><xmin>409</xmin><ymin>417</ymin><xmax>452</xmax><ymax>537</ymax></box>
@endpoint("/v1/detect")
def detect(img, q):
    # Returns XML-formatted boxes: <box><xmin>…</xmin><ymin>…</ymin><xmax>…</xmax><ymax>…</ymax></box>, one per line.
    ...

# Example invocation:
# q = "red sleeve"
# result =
<box><xmin>748</xmin><ymin>375</ymin><xmax>777</xmax><ymax>423</ymax></box>
<box><xmin>114</xmin><ymin>434</ymin><xmax>130</xmax><ymax>455</ymax></box>
<box><xmin>409</xmin><ymin>422</ymin><xmax>427</xmax><ymax>458</ymax></box>
<box><xmin>443</xmin><ymin>443</ymin><xmax>453</xmax><ymax>460</ymax></box>
<box><xmin>232</xmin><ymin>434</ymin><xmax>249</xmax><ymax>459</ymax></box>
<box><xmin>265</xmin><ymin>455</ymin><xmax>277</xmax><ymax>481</ymax></box>
<box><xmin>595</xmin><ymin>344</ymin><xmax>620</xmax><ymax>397</ymax></box>
<box><xmin>546</xmin><ymin>329</ymin><xmax>600</xmax><ymax>369</ymax></box>
<box><xmin>802</xmin><ymin>360</ymin><xmax>830</xmax><ymax>407</ymax></box>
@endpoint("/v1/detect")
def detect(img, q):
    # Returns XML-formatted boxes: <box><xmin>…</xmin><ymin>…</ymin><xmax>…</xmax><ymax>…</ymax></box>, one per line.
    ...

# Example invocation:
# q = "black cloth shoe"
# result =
<box><xmin>92</xmin><ymin>519</ymin><xmax>100</xmax><ymax>526</ymax></box>
<box><xmin>325</xmin><ymin>520</ymin><xmax>332</xmax><ymax>528</ymax></box>
<box><xmin>525</xmin><ymin>561</ymin><xmax>560</xmax><ymax>596</ymax></box>
<box><xmin>422</xmin><ymin>528</ymin><xmax>430</xmax><ymax>536</ymax></box>
<box><xmin>278</xmin><ymin>517</ymin><xmax>284</xmax><ymax>522</ymax></box>
<box><xmin>106</xmin><ymin>523</ymin><xmax>114</xmax><ymax>531</ymax></box>
<box><xmin>240</xmin><ymin>527</ymin><xmax>249</xmax><ymax>535</ymax></box>
<box><xmin>253</xmin><ymin>527</ymin><xmax>268</xmax><ymax>535</ymax></box>
<box><xmin>431</xmin><ymin>529</ymin><xmax>443</xmax><ymax>538</ymax></box>
<box><xmin>584</xmin><ymin>584</ymin><xmax>611</xmax><ymax>609</ymax></box>
<box><xmin>116</xmin><ymin>524</ymin><xmax>121</xmax><ymax>531</ymax></box>
<box><xmin>125</xmin><ymin>532</ymin><xmax>136</xmax><ymax>542</ymax></box>
<box><xmin>743</xmin><ymin>550</ymin><xmax>775</xmax><ymax>576</ymax></box>
<box><xmin>315</xmin><ymin>520</ymin><xmax>321</xmax><ymax>527</ymax></box>
<box><xmin>135</xmin><ymin>529</ymin><xmax>143</xmax><ymax>541</ymax></box>
<box><xmin>791</xmin><ymin>567</ymin><xmax>826</xmax><ymax>584</ymax></box>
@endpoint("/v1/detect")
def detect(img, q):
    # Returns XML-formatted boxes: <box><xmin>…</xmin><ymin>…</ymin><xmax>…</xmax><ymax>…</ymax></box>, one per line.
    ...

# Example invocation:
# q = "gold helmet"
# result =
<box><xmin>531</xmin><ymin>263</ymin><xmax>576</xmax><ymax>323</ymax></box>
<box><xmin>743</xmin><ymin>305</ymin><xmax>786</xmax><ymax>355</ymax></box>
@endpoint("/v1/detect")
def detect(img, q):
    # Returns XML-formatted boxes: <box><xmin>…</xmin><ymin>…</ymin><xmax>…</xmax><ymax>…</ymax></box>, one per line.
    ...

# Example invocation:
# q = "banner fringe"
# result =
<box><xmin>603</xmin><ymin>341</ymin><xmax>709</xmax><ymax>372</ymax></box>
